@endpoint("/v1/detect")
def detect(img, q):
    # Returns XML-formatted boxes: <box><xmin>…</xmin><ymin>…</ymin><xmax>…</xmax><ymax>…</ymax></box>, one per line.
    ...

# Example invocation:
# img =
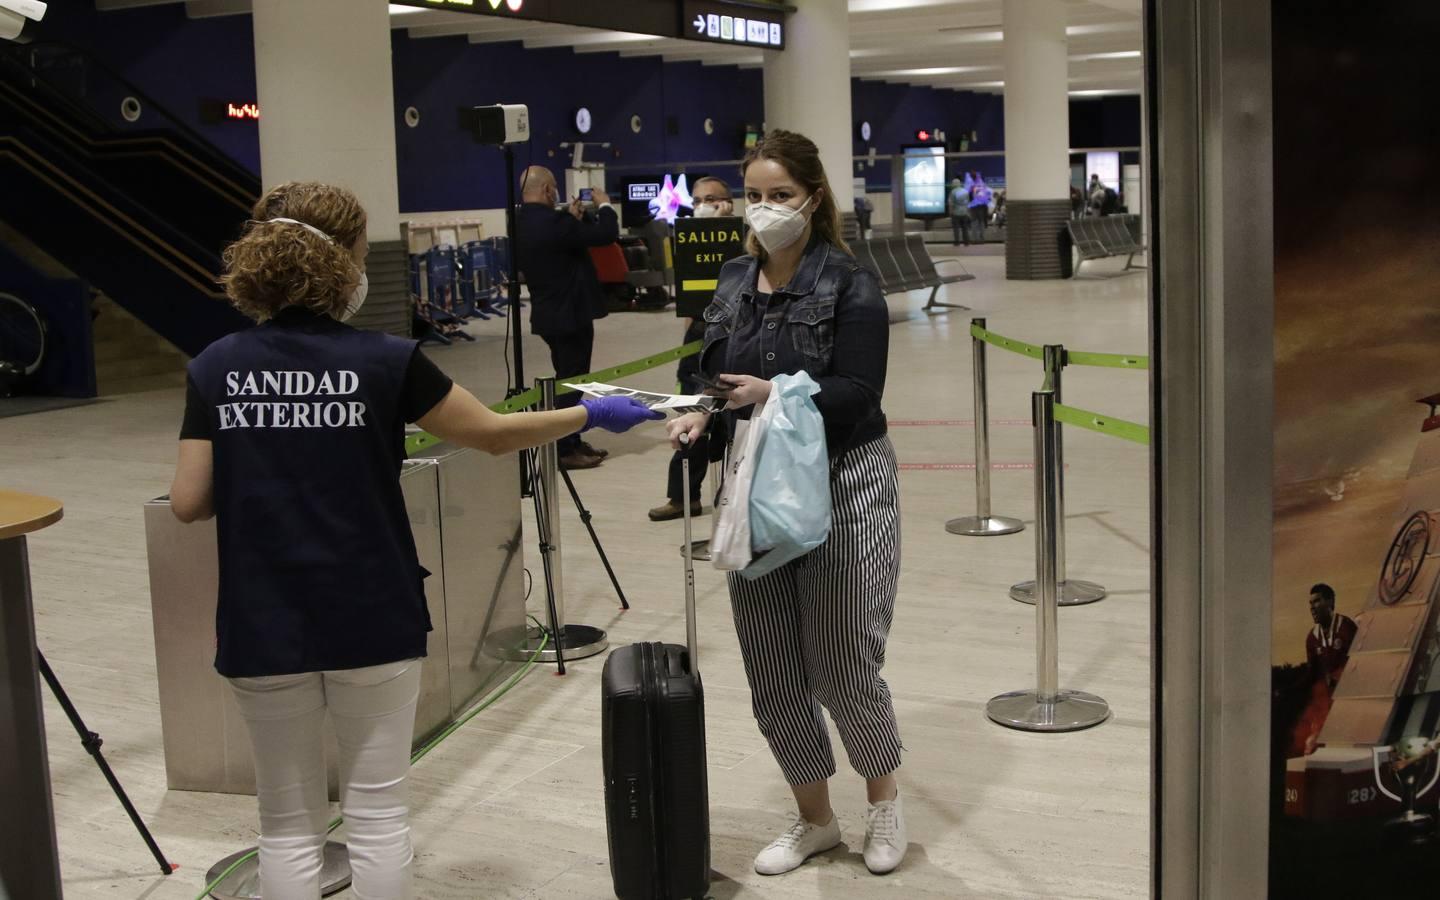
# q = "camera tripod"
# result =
<box><xmin>493</xmin><ymin>143</ymin><xmax>628</xmax><ymax>674</ymax></box>
<box><xmin>36</xmin><ymin>651</ymin><xmax>175</xmax><ymax>877</ymax></box>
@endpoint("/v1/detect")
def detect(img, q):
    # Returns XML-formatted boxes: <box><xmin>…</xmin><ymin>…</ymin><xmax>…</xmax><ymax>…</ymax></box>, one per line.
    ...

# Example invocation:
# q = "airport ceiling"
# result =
<box><xmin>97</xmin><ymin>0</ymin><xmax>1143</xmax><ymax>97</ymax></box>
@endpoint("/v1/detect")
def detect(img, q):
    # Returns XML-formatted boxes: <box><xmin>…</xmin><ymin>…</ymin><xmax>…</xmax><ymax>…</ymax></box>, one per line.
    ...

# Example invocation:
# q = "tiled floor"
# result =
<box><xmin>3</xmin><ymin>250</ymin><xmax>1152</xmax><ymax>898</ymax></box>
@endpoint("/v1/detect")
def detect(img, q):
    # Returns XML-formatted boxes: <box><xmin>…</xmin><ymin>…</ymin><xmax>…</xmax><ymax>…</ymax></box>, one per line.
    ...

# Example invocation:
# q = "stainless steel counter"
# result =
<box><xmin>144</xmin><ymin>448</ymin><xmax>526</xmax><ymax>795</ymax></box>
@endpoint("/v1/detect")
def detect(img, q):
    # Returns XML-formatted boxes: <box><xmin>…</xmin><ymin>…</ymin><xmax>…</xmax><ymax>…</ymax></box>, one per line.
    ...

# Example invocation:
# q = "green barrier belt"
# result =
<box><xmin>1053</xmin><ymin>402</ymin><xmax>1150</xmax><ymax>446</ymax></box>
<box><xmin>404</xmin><ymin>340</ymin><xmax>704</xmax><ymax>458</ymax></box>
<box><xmin>1065</xmin><ymin>349</ymin><xmax>1150</xmax><ymax>370</ymax></box>
<box><xmin>970</xmin><ymin>323</ymin><xmax>1044</xmax><ymax>360</ymax></box>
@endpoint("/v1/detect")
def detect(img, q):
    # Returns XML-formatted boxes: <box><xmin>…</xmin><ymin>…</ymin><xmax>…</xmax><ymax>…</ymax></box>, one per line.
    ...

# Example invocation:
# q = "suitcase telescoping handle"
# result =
<box><xmin>680</xmin><ymin>434</ymin><xmax>698</xmax><ymax>672</ymax></box>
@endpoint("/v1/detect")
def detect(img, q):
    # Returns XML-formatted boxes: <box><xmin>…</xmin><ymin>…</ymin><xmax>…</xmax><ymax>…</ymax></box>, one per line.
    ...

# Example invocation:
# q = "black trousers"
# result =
<box><xmin>950</xmin><ymin>214</ymin><xmax>970</xmax><ymax>245</ymax></box>
<box><xmin>542</xmin><ymin>325</ymin><xmax>593</xmax><ymax>452</ymax></box>
<box><xmin>665</xmin><ymin>416</ymin><xmax>728</xmax><ymax>503</ymax></box>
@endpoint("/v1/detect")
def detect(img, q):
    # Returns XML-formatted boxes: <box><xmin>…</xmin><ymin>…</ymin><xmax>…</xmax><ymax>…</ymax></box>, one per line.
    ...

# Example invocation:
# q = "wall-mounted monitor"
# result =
<box><xmin>618</xmin><ymin>173</ymin><xmax>708</xmax><ymax>227</ymax></box>
<box><xmin>901</xmin><ymin>143</ymin><xmax>947</xmax><ymax>217</ymax></box>
<box><xmin>1085</xmin><ymin>151</ymin><xmax>1121</xmax><ymax>190</ymax></box>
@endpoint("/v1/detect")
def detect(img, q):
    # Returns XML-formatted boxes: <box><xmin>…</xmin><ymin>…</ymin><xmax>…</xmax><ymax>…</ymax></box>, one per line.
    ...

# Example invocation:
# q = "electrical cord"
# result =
<box><xmin>193</xmin><ymin>623</ymin><xmax>551</xmax><ymax>900</ymax></box>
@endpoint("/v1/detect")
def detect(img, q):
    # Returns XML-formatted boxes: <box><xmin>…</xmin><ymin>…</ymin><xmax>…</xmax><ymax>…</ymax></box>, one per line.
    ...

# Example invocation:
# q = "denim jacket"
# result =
<box><xmin>699</xmin><ymin>236</ymin><xmax>889</xmax><ymax>457</ymax></box>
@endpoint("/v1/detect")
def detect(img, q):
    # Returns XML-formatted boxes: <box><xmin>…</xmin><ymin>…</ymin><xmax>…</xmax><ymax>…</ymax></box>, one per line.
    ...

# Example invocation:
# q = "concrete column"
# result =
<box><xmin>252</xmin><ymin>0</ymin><xmax>401</xmax><ymax>241</ymax></box>
<box><xmin>762</xmin><ymin>0</ymin><xmax>854</xmax><ymax>209</ymax></box>
<box><xmin>1001</xmin><ymin>0</ymin><xmax>1071</xmax><ymax>278</ymax></box>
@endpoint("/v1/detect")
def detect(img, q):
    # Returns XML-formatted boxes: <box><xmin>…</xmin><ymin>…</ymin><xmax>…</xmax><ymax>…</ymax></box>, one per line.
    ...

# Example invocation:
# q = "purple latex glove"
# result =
<box><xmin>580</xmin><ymin>396</ymin><xmax>664</xmax><ymax>433</ymax></box>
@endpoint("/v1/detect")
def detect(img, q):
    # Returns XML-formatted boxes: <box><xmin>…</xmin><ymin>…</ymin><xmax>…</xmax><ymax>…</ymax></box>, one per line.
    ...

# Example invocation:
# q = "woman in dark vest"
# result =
<box><xmin>668</xmin><ymin>130</ymin><xmax>908</xmax><ymax>877</ymax></box>
<box><xmin>168</xmin><ymin>182</ymin><xmax>658</xmax><ymax>900</ymax></box>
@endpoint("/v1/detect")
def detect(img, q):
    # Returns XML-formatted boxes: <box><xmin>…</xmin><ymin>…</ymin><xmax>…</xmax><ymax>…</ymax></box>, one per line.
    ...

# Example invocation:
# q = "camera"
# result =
<box><xmin>0</xmin><ymin>0</ymin><xmax>46</xmax><ymax>43</ymax></box>
<box><xmin>460</xmin><ymin>103</ymin><xmax>530</xmax><ymax>145</ymax></box>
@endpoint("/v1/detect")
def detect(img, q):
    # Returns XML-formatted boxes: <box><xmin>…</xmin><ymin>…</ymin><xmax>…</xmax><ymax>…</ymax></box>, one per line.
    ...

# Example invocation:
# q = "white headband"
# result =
<box><xmin>265</xmin><ymin>217</ymin><xmax>334</xmax><ymax>243</ymax></box>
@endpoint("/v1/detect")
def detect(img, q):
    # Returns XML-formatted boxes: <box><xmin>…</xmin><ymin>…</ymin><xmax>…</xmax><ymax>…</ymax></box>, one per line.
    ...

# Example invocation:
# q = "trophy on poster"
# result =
<box><xmin>1372</xmin><ymin>735</ymin><xmax>1440</xmax><ymax>844</ymax></box>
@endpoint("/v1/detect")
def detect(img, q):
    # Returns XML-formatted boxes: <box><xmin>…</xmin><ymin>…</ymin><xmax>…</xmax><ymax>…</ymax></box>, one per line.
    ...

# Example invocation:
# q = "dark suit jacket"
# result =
<box><xmin>516</xmin><ymin>202</ymin><xmax>619</xmax><ymax>337</ymax></box>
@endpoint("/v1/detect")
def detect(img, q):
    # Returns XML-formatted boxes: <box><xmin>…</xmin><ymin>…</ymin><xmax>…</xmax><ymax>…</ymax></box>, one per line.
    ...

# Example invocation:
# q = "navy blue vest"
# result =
<box><xmin>188</xmin><ymin>311</ymin><xmax>431</xmax><ymax>678</ymax></box>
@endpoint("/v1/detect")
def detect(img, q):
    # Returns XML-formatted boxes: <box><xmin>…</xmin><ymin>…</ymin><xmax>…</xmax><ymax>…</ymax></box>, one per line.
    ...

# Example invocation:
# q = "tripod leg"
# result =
<box><xmin>526</xmin><ymin>450</ymin><xmax>567</xmax><ymax>674</ymax></box>
<box><xmin>558</xmin><ymin>465</ymin><xmax>630</xmax><ymax>611</ymax></box>
<box><xmin>35</xmin><ymin>652</ymin><xmax>175</xmax><ymax>877</ymax></box>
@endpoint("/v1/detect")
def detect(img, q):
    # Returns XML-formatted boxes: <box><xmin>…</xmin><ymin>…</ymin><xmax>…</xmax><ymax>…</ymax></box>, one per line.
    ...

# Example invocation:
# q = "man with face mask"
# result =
<box><xmin>690</xmin><ymin>176</ymin><xmax>734</xmax><ymax>219</ymax></box>
<box><xmin>648</xmin><ymin>176</ymin><xmax>737</xmax><ymax>520</ymax></box>
<box><xmin>516</xmin><ymin>165</ymin><xmax>619</xmax><ymax>468</ymax></box>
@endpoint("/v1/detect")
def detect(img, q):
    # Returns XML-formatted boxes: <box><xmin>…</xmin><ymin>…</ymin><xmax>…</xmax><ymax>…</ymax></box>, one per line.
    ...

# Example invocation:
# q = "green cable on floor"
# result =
<box><xmin>194</xmin><ymin>626</ymin><xmax>552</xmax><ymax>900</ymax></box>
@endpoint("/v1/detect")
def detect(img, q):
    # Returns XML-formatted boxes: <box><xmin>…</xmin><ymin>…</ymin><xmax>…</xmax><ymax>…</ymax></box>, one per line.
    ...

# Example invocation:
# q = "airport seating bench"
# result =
<box><xmin>851</xmin><ymin>234</ymin><xmax>974</xmax><ymax>312</ymax></box>
<box><xmin>1068</xmin><ymin>214</ymin><xmax>1146</xmax><ymax>275</ymax></box>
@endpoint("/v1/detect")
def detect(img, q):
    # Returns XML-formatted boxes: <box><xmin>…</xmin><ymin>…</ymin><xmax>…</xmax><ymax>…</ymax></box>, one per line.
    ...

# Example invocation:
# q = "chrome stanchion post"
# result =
<box><xmin>501</xmin><ymin>377</ymin><xmax>608</xmax><ymax>664</ymax></box>
<box><xmin>986</xmin><ymin>390</ymin><xmax>1109</xmax><ymax>733</ymax></box>
<box><xmin>947</xmin><ymin>317</ymin><xmax>1025</xmax><ymax>537</ymax></box>
<box><xmin>1011</xmin><ymin>344</ymin><xmax>1107</xmax><ymax>606</ymax></box>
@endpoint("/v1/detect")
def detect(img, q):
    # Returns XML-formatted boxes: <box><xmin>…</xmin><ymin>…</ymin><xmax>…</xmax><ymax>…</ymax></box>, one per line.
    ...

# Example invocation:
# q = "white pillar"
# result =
<box><xmin>1002</xmin><ymin>0</ymin><xmax>1069</xmax><ymax>201</ymax></box>
<box><xmin>252</xmin><ymin>0</ymin><xmax>401</xmax><ymax>241</ymax></box>
<box><xmin>762</xmin><ymin>0</ymin><xmax>854</xmax><ymax>209</ymax></box>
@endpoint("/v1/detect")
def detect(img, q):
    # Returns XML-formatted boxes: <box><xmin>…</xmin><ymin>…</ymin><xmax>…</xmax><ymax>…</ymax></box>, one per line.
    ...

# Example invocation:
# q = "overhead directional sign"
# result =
<box><xmin>390</xmin><ymin>0</ymin><xmax>788</xmax><ymax>50</ymax></box>
<box><xmin>682</xmin><ymin>0</ymin><xmax>786</xmax><ymax>49</ymax></box>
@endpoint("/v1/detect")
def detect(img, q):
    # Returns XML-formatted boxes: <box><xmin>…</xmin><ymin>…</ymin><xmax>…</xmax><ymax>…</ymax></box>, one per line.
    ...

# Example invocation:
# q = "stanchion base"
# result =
<box><xmin>680</xmin><ymin>539</ymin><xmax>711</xmax><ymax>562</ymax></box>
<box><xmin>494</xmin><ymin>624</ymin><xmax>609</xmax><ymax>663</ymax></box>
<box><xmin>946</xmin><ymin>515</ymin><xmax>1025</xmax><ymax>537</ymax></box>
<box><xmin>986</xmin><ymin>689</ymin><xmax>1110</xmax><ymax>733</ymax></box>
<box><xmin>205</xmin><ymin>841</ymin><xmax>351</xmax><ymax>899</ymax></box>
<box><xmin>1010</xmin><ymin>579</ymin><xmax>1107</xmax><ymax>606</ymax></box>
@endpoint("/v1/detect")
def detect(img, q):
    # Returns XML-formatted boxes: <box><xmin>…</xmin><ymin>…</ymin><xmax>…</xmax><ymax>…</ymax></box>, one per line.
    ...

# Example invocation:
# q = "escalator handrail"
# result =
<box><xmin>0</xmin><ymin>75</ymin><xmax>254</xmax><ymax>216</ymax></box>
<box><xmin>0</xmin><ymin>40</ymin><xmax>259</xmax><ymax>200</ymax></box>
<box><xmin>0</xmin><ymin>135</ymin><xmax>227</xmax><ymax>300</ymax></box>
<box><xmin>0</xmin><ymin>113</ymin><xmax>231</xmax><ymax>273</ymax></box>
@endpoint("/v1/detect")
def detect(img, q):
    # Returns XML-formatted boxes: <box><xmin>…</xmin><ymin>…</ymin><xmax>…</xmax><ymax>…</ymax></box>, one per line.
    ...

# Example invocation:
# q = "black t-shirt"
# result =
<box><xmin>181</xmin><ymin>344</ymin><xmax>453</xmax><ymax>439</ymax></box>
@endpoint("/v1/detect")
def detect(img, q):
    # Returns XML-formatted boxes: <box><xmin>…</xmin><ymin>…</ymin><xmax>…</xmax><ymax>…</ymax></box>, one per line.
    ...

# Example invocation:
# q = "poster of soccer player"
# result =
<box><xmin>1269</xmin><ymin>1</ymin><xmax>1440</xmax><ymax>894</ymax></box>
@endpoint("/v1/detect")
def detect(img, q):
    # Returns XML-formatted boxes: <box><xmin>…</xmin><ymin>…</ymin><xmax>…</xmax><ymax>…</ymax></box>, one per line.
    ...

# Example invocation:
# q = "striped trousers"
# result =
<box><xmin>728</xmin><ymin>435</ymin><xmax>903</xmax><ymax>786</ymax></box>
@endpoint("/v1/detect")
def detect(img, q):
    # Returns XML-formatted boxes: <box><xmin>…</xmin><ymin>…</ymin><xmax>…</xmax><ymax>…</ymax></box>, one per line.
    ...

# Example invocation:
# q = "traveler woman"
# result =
<box><xmin>168</xmin><ymin>182</ymin><xmax>658</xmax><ymax>900</ymax></box>
<box><xmin>667</xmin><ymin>130</ymin><xmax>908</xmax><ymax>877</ymax></box>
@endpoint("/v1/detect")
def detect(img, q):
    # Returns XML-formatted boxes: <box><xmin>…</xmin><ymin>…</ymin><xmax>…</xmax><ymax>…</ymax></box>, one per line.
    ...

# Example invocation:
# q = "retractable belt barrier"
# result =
<box><xmin>957</xmin><ymin>320</ymin><xmax>1147</xmax><ymax>734</ymax></box>
<box><xmin>404</xmin><ymin>340</ymin><xmax>703</xmax><ymax>457</ymax></box>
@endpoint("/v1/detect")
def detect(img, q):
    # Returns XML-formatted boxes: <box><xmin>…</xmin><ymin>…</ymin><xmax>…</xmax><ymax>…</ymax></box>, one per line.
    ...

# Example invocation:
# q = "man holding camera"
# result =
<box><xmin>517</xmin><ymin>165</ymin><xmax>618</xmax><ymax>468</ymax></box>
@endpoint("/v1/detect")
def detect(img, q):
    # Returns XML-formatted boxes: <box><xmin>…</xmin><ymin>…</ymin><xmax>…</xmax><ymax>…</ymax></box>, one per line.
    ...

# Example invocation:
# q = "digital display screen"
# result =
<box><xmin>620</xmin><ymin>173</ymin><xmax>707</xmax><ymax>227</ymax></box>
<box><xmin>1086</xmin><ymin>151</ymin><xmax>1120</xmax><ymax>191</ymax></box>
<box><xmin>902</xmin><ymin>144</ymin><xmax>947</xmax><ymax>217</ymax></box>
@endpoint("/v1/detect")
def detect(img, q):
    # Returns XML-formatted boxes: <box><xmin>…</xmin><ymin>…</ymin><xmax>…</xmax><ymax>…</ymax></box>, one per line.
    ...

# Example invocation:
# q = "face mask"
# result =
<box><xmin>693</xmin><ymin>203</ymin><xmax>720</xmax><ymax>218</ymax></box>
<box><xmin>342</xmin><ymin>271</ymin><xmax>368</xmax><ymax>321</ymax></box>
<box><xmin>745</xmin><ymin>196</ymin><xmax>813</xmax><ymax>255</ymax></box>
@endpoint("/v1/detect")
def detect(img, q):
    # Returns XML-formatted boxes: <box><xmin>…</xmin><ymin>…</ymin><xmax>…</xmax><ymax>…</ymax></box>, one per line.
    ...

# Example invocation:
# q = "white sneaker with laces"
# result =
<box><xmin>863</xmin><ymin>793</ymin><xmax>908</xmax><ymax>874</ymax></box>
<box><xmin>753</xmin><ymin>814</ymin><xmax>842</xmax><ymax>875</ymax></box>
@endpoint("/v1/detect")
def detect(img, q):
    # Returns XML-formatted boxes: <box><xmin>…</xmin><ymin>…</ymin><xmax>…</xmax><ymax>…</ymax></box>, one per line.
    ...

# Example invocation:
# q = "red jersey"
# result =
<box><xmin>1306</xmin><ymin>614</ymin><xmax>1358</xmax><ymax>688</ymax></box>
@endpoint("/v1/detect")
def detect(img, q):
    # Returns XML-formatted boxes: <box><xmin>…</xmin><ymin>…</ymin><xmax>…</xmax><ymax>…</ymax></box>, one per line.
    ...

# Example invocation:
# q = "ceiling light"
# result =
<box><xmin>1070</xmin><ymin>50</ymin><xmax>1143</xmax><ymax>62</ymax></box>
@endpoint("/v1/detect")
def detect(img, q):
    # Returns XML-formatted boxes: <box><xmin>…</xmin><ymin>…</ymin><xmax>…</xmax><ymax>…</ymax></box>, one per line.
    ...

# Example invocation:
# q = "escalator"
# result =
<box><xmin>0</xmin><ymin>41</ymin><xmax>257</xmax><ymax>356</ymax></box>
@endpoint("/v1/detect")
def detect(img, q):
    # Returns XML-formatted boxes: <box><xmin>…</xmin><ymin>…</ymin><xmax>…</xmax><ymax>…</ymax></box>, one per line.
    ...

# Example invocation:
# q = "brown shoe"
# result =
<box><xmin>560</xmin><ymin>450</ymin><xmax>603</xmax><ymax>470</ymax></box>
<box><xmin>578</xmin><ymin>439</ymin><xmax>610</xmax><ymax>459</ymax></box>
<box><xmin>648</xmin><ymin>499</ymin><xmax>702</xmax><ymax>522</ymax></box>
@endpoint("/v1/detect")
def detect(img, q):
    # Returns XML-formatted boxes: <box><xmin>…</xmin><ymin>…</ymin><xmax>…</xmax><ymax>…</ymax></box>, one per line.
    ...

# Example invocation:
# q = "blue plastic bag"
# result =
<box><xmin>740</xmin><ymin>372</ymin><xmax>832</xmax><ymax>580</ymax></box>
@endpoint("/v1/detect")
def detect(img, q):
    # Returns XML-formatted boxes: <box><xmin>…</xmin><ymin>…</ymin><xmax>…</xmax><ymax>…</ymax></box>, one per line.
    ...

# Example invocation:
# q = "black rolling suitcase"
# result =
<box><xmin>602</xmin><ymin>444</ymin><xmax>710</xmax><ymax>900</ymax></box>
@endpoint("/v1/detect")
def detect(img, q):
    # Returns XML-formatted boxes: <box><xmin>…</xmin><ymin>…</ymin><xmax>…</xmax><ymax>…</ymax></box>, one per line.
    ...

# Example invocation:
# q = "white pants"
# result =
<box><xmin>228</xmin><ymin>659</ymin><xmax>421</xmax><ymax>900</ymax></box>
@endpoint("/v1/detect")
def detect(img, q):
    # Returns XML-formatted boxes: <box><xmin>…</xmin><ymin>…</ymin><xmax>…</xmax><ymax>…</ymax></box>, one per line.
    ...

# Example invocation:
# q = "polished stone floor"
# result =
<box><xmin>2</xmin><ymin>251</ymin><xmax>1151</xmax><ymax>898</ymax></box>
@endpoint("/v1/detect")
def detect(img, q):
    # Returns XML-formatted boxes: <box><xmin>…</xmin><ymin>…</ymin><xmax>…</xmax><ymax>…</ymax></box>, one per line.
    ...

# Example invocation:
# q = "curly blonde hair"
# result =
<box><xmin>221</xmin><ymin>182</ymin><xmax>367</xmax><ymax>322</ymax></box>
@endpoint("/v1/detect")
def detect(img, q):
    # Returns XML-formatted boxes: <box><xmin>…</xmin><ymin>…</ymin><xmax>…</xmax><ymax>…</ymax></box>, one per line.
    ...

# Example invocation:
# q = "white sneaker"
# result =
<box><xmin>753</xmin><ymin>814</ymin><xmax>842</xmax><ymax>875</ymax></box>
<box><xmin>863</xmin><ymin>793</ymin><xmax>908</xmax><ymax>874</ymax></box>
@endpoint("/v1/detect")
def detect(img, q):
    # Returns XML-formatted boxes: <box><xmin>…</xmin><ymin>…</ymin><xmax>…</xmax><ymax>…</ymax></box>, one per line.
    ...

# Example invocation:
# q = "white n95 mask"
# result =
<box><xmin>693</xmin><ymin>203</ymin><xmax>720</xmax><ymax>219</ymax></box>
<box><xmin>342</xmin><ymin>271</ymin><xmax>368</xmax><ymax>321</ymax></box>
<box><xmin>745</xmin><ymin>196</ymin><xmax>812</xmax><ymax>255</ymax></box>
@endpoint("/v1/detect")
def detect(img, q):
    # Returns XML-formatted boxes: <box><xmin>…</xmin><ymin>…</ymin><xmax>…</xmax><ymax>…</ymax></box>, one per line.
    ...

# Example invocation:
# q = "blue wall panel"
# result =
<box><xmin>391</xmin><ymin>34</ymin><xmax>763</xmax><ymax>211</ymax></box>
<box><xmin>37</xmin><ymin>6</ymin><xmax>1141</xmax><ymax>210</ymax></box>
<box><xmin>40</xmin><ymin>0</ymin><xmax>260</xmax><ymax>175</ymax></box>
